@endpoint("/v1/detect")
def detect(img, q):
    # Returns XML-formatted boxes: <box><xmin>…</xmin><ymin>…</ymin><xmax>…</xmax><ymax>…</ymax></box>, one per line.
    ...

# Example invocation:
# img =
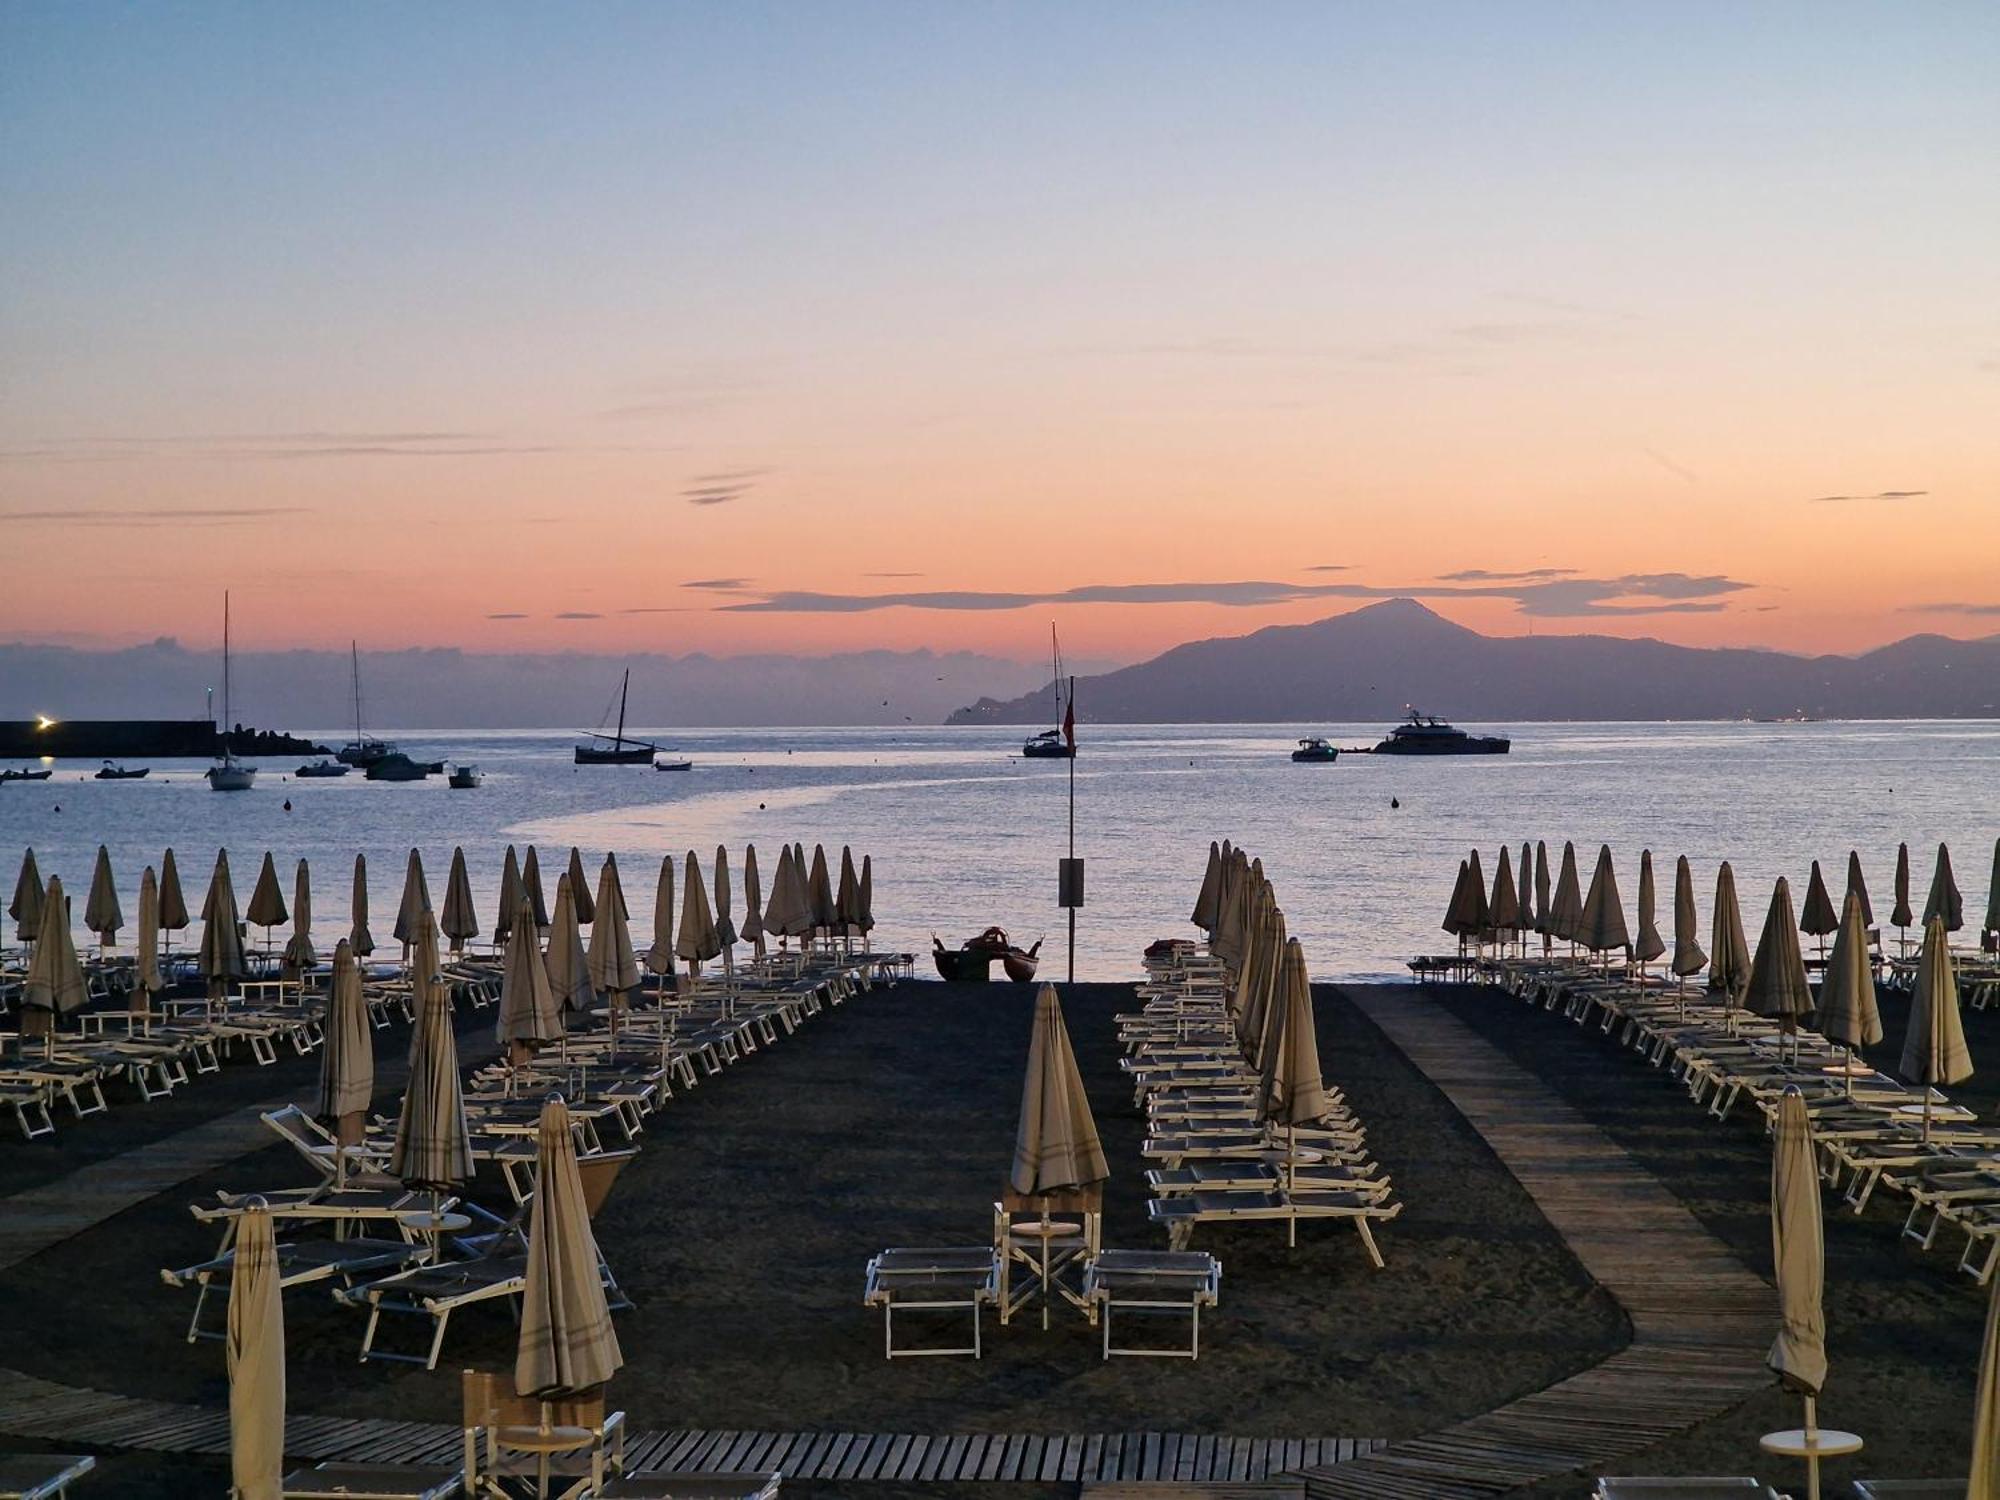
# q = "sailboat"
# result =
<box><xmin>575</xmin><ymin>669</ymin><xmax>659</xmax><ymax>765</ymax></box>
<box><xmin>1021</xmin><ymin>624</ymin><xmax>1075</xmax><ymax>759</ymax></box>
<box><xmin>336</xmin><ymin>642</ymin><xmax>400</xmax><ymax>767</ymax></box>
<box><xmin>205</xmin><ymin>593</ymin><xmax>257</xmax><ymax>792</ymax></box>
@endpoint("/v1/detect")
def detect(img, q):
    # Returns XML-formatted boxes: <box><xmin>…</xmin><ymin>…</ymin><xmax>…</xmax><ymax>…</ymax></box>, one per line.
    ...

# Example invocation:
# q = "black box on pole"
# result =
<box><xmin>1058</xmin><ymin>857</ymin><xmax>1085</xmax><ymax>909</ymax></box>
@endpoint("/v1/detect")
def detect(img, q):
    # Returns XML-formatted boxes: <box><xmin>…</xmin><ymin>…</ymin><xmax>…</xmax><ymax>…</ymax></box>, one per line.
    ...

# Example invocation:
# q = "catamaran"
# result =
<box><xmin>205</xmin><ymin>593</ymin><xmax>256</xmax><ymax>792</ymax></box>
<box><xmin>575</xmin><ymin>669</ymin><xmax>659</xmax><ymax>765</ymax></box>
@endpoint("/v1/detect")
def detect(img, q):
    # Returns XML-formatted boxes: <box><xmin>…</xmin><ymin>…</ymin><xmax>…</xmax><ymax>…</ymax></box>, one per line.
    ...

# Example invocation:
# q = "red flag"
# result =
<box><xmin>1061</xmin><ymin>687</ymin><xmax>1075</xmax><ymax>750</ymax></box>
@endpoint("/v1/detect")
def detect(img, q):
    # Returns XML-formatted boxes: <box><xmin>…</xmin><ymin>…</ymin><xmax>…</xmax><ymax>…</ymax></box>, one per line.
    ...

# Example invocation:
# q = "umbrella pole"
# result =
<box><xmin>1803</xmin><ymin>1392</ymin><xmax>1821</xmax><ymax>1500</ymax></box>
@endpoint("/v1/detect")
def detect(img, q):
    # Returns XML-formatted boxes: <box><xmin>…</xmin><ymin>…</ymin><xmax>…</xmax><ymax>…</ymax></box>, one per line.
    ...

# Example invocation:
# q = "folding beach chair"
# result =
<box><xmin>461</xmin><ymin>1368</ymin><xmax>626</xmax><ymax>1500</ymax></box>
<box><xmin>995</xmin><ymin>1184</ymin><xmax>1102</xmax><ymax>1329</ymax></box>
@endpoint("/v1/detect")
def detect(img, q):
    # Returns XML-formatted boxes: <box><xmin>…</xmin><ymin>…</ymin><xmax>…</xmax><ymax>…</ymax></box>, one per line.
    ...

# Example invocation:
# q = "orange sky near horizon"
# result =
<box><xmin>4</xmin><ymin>5</ymin><xmax>1997</xmax><ymax>665</ymax></box>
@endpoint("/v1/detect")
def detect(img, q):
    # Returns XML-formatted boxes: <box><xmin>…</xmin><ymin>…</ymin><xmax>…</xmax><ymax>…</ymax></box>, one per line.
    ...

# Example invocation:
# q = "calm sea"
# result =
<box><xmin>3</xmin><ymin>722</ymin><xmax>1996</xmax><ymax>981</ymax></box>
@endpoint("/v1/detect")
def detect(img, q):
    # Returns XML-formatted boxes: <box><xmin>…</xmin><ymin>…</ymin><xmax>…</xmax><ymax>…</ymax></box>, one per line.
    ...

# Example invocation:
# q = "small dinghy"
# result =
<box><xmin>94</xmin><ymin>761</ymin><xmax>150</xmax><ymax>780</ymax></box>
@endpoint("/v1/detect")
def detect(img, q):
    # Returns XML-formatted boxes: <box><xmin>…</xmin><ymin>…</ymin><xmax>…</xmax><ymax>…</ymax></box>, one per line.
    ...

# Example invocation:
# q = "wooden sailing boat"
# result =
<box><xmin>205</xmin><ymin>592</ymin><xmax>256</xmax><ymax>791</ymax></box>
<box><xmin>1021</xmin><ymin>624</ymin><xmax>1074</xmax><ymax>758</ymax></box>
<box><xmin>574</xmin><ymin>668</ymin><xmax>659</xmax><ymax>764</ymax></box>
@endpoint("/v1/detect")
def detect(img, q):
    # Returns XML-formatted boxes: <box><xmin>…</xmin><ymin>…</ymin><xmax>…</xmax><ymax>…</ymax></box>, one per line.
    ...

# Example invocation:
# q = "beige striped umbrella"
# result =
<box><xmin>1814</xmin><ymin>892</ymin><xmax>1881</xmax><ymax>1094</ymax></box>
<box><xmin>1239</xmin><ymin>902</ymin><xmax>1288</xmax><ymax>1065</ymax></box>
<box><xmin>23</xmin><ymin>875</ymin><xmax>87</xmax><ymax>1038</ymax></box>
<box><xmin>1986</xmin><ymin>837</ymin><xmax>2000</xmax><ymax>941</ymax></box>
<box><xmin>1192</xmin><ymin>841</ymin><xmax>1223</xmax><ymax>934</ymax></box>
<box><xmin>1892</xmin><ymin>842</ymin><xmax>1914</xmax><ymax>951</ymax></box>
<box><xmin>1010</xmin><ymin>985</ymin><xmax>1108</xmax><ymax>1195</ymax></box>
<box><xmin>247</xmin><ymin>851</ymin><xmax>288</xmax><ymax>954</ymax></box>
<box><xmin>1262</xmin><ymin>937</ymin><xmax>1327</xmax><ymax>1246</ymax></box>
<box><xmin>159</xmin><ymin>846</ymin><xmax>189</xmax><ymax>955</ymax></box>
<box><xmin>441</xmin><ymin>847</ymin><xmax>478</xmax><ymax>954</ymax></box>
<box><xmin>494</xmin><ymin>845</ymin><xmax>523</xmax><ymax>946</ymax></box>
<box><xmin>498</xmin><ymin>898</ymin><xmax>562</xmax><ymax>1062</ymax></box>
<box><xmin>391</xmin><ymin>915</ymin><xmax>474</xmax><ymax>1191</ymax></box>
<box><xmin>1969</xmin><ymin>1271</ymin><xmax>2000</xmax><ymax>1499</ymax></box>
<box><xmin>393</xmin><ymin>848</ymin><xmax>431</xmax><ymax>948</ymax></box>
<box><xmin>349</xmin><ymin>853</ymin><xmax>376</xmax><ymax>958</ymax></box>
<box><xmin>1902</xmin><ymin>915</ymin><xmax>1973</xmax><ymax>1140</ymax></box>
<box><xmin>677</xmin><ymin>851</ymin><xmax>721</xmax><ymax>970</ymax></box>
<box><xmin>1925</xmin><ymin>842</ymin><xmax>1964</xmax><ymax>932</ymax></box>
<box><xmin>760</xmin><ymin>845</ymin><xmax>800</xmax><ymax>946</ymax></box>
<box><xmin>134</xmin><ymin>867</ymin><xmax>162</xmax><ymax>1014</ymax></box>
<box><xmin>1799</xmin><ymin>859</ymin><xmax>1838</xmax><ymax>959</ymax></box>
<box><xmin>587</xmin><ymin>856</ymin><xmax>640</xmax><ymax>1014</ymax></box>
<box><xmin>516</xmin><ymin>1095</ymin><xmax>623</xmax><ymax>1396</ymax></box>
<box><xmin>1709</xmin><ymin>861</ymin><xmax>1751</xmax><ymax>1011</ymax></box>
<box><xmin>1463</xmin><ymin>849</ymin><xmax>1489</xmax><ymax>946</ymax></box>
<box><xmin>1577</xmin><ymin>844</ymin><xmax>1628</xmax><ymax>957</ymax></box>
<box><xmin>318</xmin><ymin>939</ymin><xmax>374</xmax><ymax>1157</ymax></box>
<box><xmin>1632</xmin><ymin>850</ymin><xmax>1665</xmax><ymax>969</ymax></box>
<box><xmin>712</xmin><ymin>846</ymin><xmax>737</xmax><ymax>977</ymax></box>
<box><xmin>808</xmin><ymin>845</ymin><xmax>837</xmax><ymax>945</ymax></box>
<box><xmin>1550</xmin><ymin>841</ymin><xmax>1584</xmax><ymax>947</ymax></box>
<box><xmin>1767</xmin><ymin>1086</ymin><xmax>1828</xmax><ymax>1401</ymax></box>
<box><xmin>1748</xmin><ymin>878</ymin><xmax>1814</xmax><ymax>1060</ymax></box>
<box><xmin>566</xmin><ymin>847</ymin><xmax>595</xmax><ymax>927</ymax></box>
<box><xmin>1489</xmin><ymin>846</ymin><xmax>1522</xmax><ymax>950</ymax></box>
<box><xmin>227</xmin><ymin>1202</ymin><xmax>285</xmax><ymax>1500</ymax></box>
<box><xmin>1228</xmin><ymin>881</ymin><xmax>1270</xmax><ymax>1029</ymax></box>
<box><xmin>1440</xmin><ymin>859</ymin><xmax>1482</xmax><ymax>942</ymax></box>
<box><xmin>1845</xmin><ymin>850</ymin><xmax>1875</xmax><ymax>931</ymax></box>
<box><xmin>1533</xmin><ymin>840</ymin><xmax>1552</xmax><ymax>940</ymax></box>
<box><xmin>200</xmin><ymin>851</ymin><xmax>247</xmax><ymax>1001</ymax></box>
<box><xmin>740</xmin><ymin>846</ymin><xmax>766</xmax><ymax>960</ymax></box>
<box><xmin>544</xmin><ymin>874</ymin><xmax>593</xmax><ymax>1014</ymax></box>
<box><xmin>522</xmin><ymin>845</ymin><xmax>551</xmax><ymax>931</ymax></box>
<box><xmin>11</xmin><ymin>847</ymin><xmax>44</xmax><ymax>943</ymax></box>
<box><xmin>1670</xmin><ymin>855</ymin><xmax>1707</xmax><ymax>985</ymax></box>
<box><xmin>1212</xmin><ymin>849</ymin><xmax>1246</xmax><ymax>962</ymax></box>
<box><xmin>644</xmin><ymin>856</ymin><xmax>676</xmax><ymax>986</ymax></box>
<box><xmin>85</xmin><ymin>844</ymin><xmax>122</xmax><ymax>951</ymax></box>
<box><xmin>837</xmin><ymin>846</ymin><xmax>862</xmax><ymax>945</ymax></box>
<box><xmin>282</xmin><ymin>859</ymin><xmax>315</xmax><ymax>983</ymax></box>
<box><xmin>858</xmin><ymin>855</ymin><xmax>874</xmax><ymax>943</ymax></box>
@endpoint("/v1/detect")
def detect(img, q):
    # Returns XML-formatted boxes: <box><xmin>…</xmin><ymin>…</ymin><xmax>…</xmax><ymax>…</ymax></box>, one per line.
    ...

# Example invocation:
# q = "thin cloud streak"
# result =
<box><xmin>1807</xmin><ymin>489</ymin><xmax>1929</xmax><ymax>504</ymax></box>
<box><xmin>1899</xmin><ymin>601</ymin><xmax>2000</xmax><ymax>617</ymax></box>
<box><xmin>0</xmin><ymin>505</ymin><xmax>311</xmax><ymax>525</ymax></box>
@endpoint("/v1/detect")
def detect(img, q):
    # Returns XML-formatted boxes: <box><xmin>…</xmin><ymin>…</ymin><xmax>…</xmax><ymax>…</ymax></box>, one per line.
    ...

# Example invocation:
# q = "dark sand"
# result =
<box><xmin>1414</xmin><ymin>978</ymin><xmax>1994</xmax><ymax>1495</ymax></box>
<box><xmin>0</xmin><ymin>980</ymin><xmax>1624</xmax><ymax>1495</ymax></box>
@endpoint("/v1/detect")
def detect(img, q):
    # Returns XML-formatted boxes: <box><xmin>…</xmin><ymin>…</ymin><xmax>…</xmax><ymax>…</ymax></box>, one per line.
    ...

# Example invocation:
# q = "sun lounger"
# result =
<box><xmin>1851</xmin><ymin>1482</ymin><xmax>1967</xmax><ymax>1498</ymax></box>
<box><xmin>166</xmin><ymin>1231</ymin><xmax>432</xmax><ymax>1341</ymax></box>
<box><xmin>1148</xmin><ymin>1187</ymin><xmax>1401</xmax><ymax>1262</ymax></box>
<box><xmin>0</xmin><ymin>1078</ymin><xmax>54</xmax><ymax>1140</ymax></box>
<box><xmin>863</xmin><ymin>1247</ymin><xmax>1001</xmax><ymax>1358</ymax></box>
<box><xmin>595</xmin><ymin>1471</ymin><xmax>782</xmax><ymax>1499</ymax></box>
<box><xmin>0</xmin><ymin>1454</ymin><xmax>95</xmax><ymax>1500</ymax></box>
<box><xmin>342</xmin><ymin>1254</ymin><xmax>530</xmax><ymax>1368</ymax></box>
<box><xmin>1082</xmin><ymin>1249</ymin><xmax>1221</xmax><ymax>1359</ymax></box>
<box><xmin>1593</xmin><ymin>1481</ymin><xmax>1780</xmax><ymax>1499</ymax></box>
<box><xmin>281</xmin><ymin>1461</ymin><xmax>465</xmax><ymax>1498</ymax></box>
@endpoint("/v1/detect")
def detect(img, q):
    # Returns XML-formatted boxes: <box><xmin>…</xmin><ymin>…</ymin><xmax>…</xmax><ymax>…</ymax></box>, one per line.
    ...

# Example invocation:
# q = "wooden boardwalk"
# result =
<box><xmin>1296</xmin><ymin>988</ymin><xmax>1774</xmax><ymax>1499</ymax></box>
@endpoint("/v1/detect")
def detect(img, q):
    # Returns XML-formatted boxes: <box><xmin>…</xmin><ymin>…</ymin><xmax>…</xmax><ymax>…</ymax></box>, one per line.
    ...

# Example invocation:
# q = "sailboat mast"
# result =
<box><xmin>222</xmin><ymin>591</ymin><xmax>232</xmax><ymax>747</ymax></box>
<box><xmin>351</xmin><ymin>641</ymin><xmax>363</xmax><ymax>741</ymax></box>
<box><xmin>616</xmin><ymin>668</ymin><xmax>630</xmax><ymax>750</ymax></box>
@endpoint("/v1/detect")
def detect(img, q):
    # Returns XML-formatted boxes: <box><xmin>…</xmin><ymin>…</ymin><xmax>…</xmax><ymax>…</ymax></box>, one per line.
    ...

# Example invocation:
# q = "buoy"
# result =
<box><xmin>1390</xmin><ymin>797</ymin><xmax>1400</xmax><ymax>809</ymax></box>
<box><xmin>283</xmin><ymin>799</ymin><xmax>293</xmax><ymax>812</ymax></box>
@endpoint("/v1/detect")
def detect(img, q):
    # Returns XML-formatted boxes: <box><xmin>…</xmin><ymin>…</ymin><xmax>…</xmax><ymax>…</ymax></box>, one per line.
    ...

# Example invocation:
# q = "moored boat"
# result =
<box><xmin>446</xmin><ymin>763</ymin><xmax>482</xmax><ymax>789</ymax></box>
<box><xmin>206</xmin><ymin>592</ymin><xmax>257</xmax><ymax>792</ymax></box>
<box><xmin>1021</xmin><ymin>728</ymin><xmax>1072</xmax><ymax>759</ymax></box>
<box><xmin>1291</xmin><ymin>737</ymin><xmax>1339</xmax><ymax>763</ymax></box>
<box><xmin>933</xmin><ymin>926</ymin><xmax>1041</xmax><ymax>982</ymax></box>
<box><xmin>653</xmin><ymin>757</ymin><xmax>693</xmax><ymax>772</ymax></box>
<box><xmin>94</xmin><ymin>761</ymin><xmax>150</xmax><ymax>779</ymax></box>
<box><xmin>1368</xmin><ymin>710</ymin><xmax>1510</xmax><ymax>756</ymax></box>
<box><xmin>1</xmin><ymin>767</ymin><xmax>53</xmax><ymax>783</ymax></box>
<box><xmin>576</xmin><ymin>668</ymin><xmax>660</xmax><ymax>764</ymax></box>
<box><xmin>363</xmin><ymin>752</ymin><xmax>433</xmax><ymax>782</ymax></box>
<box><xmin>295</xmin><ymin>759</ymin><xmax>349</xmax><ymax>778</ymax></box>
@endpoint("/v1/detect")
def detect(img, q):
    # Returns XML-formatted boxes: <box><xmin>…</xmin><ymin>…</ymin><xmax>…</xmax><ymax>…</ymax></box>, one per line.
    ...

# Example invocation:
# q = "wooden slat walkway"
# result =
<box><xmin>0</xmin><ymin>1363</ymin><xmax>1382</xmax><ymax>1483</ymax></box>
<box><xmin>1296</xmin><ymin>988</ymin><xmax>1773</xmax><ymax>1500</ymax></box>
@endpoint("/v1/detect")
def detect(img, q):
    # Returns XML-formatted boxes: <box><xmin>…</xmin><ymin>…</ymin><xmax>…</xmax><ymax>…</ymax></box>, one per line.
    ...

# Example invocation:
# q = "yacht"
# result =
<box><xmin>1290</xmin><ymin>737</ymin><xmax>1339</xmax><ymax>763</ymax></box>
<box><xmin>1368</xmin><ymin>711</ymin><xmax>1510</xmax><ymax>756</ymax></box>
<box><xmin>206</xmin><ymin>593</ymin><xmax>257</xmax><ymax>792</ymax></box>
<box><xmin>336</xmin><ymin>642</ymin><xmax>401</xmax><ymax>767</ymax></box>
<box><xmin>296</xmin><ymin>758</ymin><xmax>350</xmax><ymax>778</ymax></box>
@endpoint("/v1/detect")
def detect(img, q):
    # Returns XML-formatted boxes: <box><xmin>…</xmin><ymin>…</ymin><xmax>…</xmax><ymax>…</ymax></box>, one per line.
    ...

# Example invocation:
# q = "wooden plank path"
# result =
<box><xmin>1295</xmin><ymin>988</ymin><xmax>1774</xmax><ymax>1499</ymax></box>
<box><xmin>0</xmin><ymin>1364</ymin><xmax>1383</xmax><ymax>1483</ymax></box>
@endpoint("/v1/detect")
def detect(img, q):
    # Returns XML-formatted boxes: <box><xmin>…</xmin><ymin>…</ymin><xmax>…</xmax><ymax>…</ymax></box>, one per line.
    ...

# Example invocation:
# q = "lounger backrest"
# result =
<box><xmin>461</xmin><ymin>1366</ymin><xmax>606</xmax><ymax>1430</ymax></box>
<box><xmin>577</xmin><ymin>1149</ymin><xmax>639</xmax><ymax>1218</ymax></box>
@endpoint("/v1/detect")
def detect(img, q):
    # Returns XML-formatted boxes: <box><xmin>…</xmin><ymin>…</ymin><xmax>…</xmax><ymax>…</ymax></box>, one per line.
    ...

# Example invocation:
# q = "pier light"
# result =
<box><xmin>35</xmin><ymin>714</ymin><xmax>57</xmax><ymax>731</ymax></box>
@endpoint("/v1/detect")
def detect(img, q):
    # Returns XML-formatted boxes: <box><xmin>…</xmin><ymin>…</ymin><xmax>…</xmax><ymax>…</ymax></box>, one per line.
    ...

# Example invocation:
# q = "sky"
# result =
<box><xmin>3</xmin><ymin>2</ymin><xmax>1997</xmax><ymax>665</ymax></box>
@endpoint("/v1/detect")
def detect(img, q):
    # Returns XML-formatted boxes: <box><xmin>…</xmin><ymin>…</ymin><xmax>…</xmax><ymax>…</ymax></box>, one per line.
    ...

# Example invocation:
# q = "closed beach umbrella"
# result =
<box><xmin>545</xmin><ymin>874</ymin><xmax>593</xmax><ymax>1013</ymax></box>
<box><xmin>1489</xmin><ymin>846</ymin><xmax>1521</xmax><ymax>945</ymax></box>
<box><xmin>1551</xmin><ymin>841</ymin><xmax>1584</xmax><ymax>946</ymax></box>
<box><xmin>1925</xmin><ymin>842</ymin><xmax>1964</xmax><ymax>932</ymax></box>
<box><xmin>85</xmin><ymin>845</ymin><xmax>122</xmax><ymax>950</ymax></box>
<box><xmin>1192</xmin><ymin>841</ymin><xmax>1223</xmax><ymax>933</ymax></box>
<box><xmin>1845</xmin><ymin>850</ymin><xmax>1875</xmax><ymax>931</ymax></box>
<box><xmin>317</xmin><ymin>939</ymin><xmax>374</xmax><ymax>1151</ymax></box>
<box><xmin>498</xmin><ymin>899</ymin><xmax>562</xmax><ymax>1057</ymax></box>
<box><xmin>393</xmin><ymin>848</ymin><xmax>431</xmax><ymax>947</ymax></box>
<box><xmin>808</xmin><ymin>845</ymin><xmax>837</xmax><ymax>940</ymax></box>
<box><xmin>1011</xmin><ymin>985</ymin><xmax>1109</xmax><ymax>1194</ymax></box>
<box><xmin>740</xmin><ymin>846</ymin><xmax>766</xmax><ymax>960</ymax></box>
<box><xmin>1441</xmin><ymin>859</ymin><xmax>1480</xmax><ymax>941</ymax></box>
<box><xmin>1671</xmin><ymin>855</ymin><xmax>1707</xmax><ymax>980</ymax></box>
<box><xmin>227</xmin><ymin>1203</ymin><xmax>285</xmax><ymax>1500</ymax></box>
<box><xmin>1261</xmin><ymin>938</ymin><xmax>1327</xmax><ymax>1127</ymax></box>
<box><xmin>858</xmin><ymin>855</ymin><xmax>875</xmax><ymax>941</ymax></box>
<box><xmin>1747</xmin><ymin>878</ymin><xmax>1814</xmax><ymax>1036</ymax></box>
<box><xmin>1577</xmin><ymin>844</ymin><xmax>1630</xmax><ymax>956</ymax></box>
<box><xmin>282</xmin><ymin>859</ymin><xmax>316</xmax><ymax>981</ymax></box>
<box><xmin>404</xmin><ymin>911</ymin><xmax>444</xmax><ymax>1066</ymax></box>
<box><xmin>587</xmin><ymin>857</ymin><xmax>640</xmax><ymax>1008</ymax></box>
<box><xmin>200</xmin><ymin>851</ymin><xmax>247</xmax><ymax>999</ymax></box>
<box><xmin>1815</xmin><ymin>892</ymin><xmax>1882</xmax><ymax>1089</ymax></box>
<box><xmin>391</xmin><ymin>916</ymin><xmax>474</xmax><ymax>1190</ymax></box>
<box><xmin>441</xmin><ymin>847</ymin><xmax>478</xmax><ymax>954</ymax></box>
<box><xmin>349</xmin><ymin>853</ymin><xmax>375</xmax><ymax>957</ymax></box>
<box><xmin>1240</xmin><ymin>904</ymin><xmax>1288</xmax><ymax>1061</ymax></box>
<box><xmin>1901</xmin><ymin>916</ymin><xmax>1972</xmax><ymax>1139</ymax></box>
<box><xmin>565</xmin><ymin>847</ymin><xmax>595</xmax><ymax>926</ymax></box>
<box><xmin>247</xmin><ymin>851</ymin><xmax>288</xmax><ymax>953</ymax></box>
<box><xmin>1464</xmin><ymin>848</ymin><xmax>1488</xmax><ymax>941</ymax></box>
<box><xmin>1986</xmin><ymin>837</ymin><xmax>2000</xmax><ymax>941</ymax></box>
<box><xmin>713</xmin><ymin>845</ymin><xmax>737</xmax><ymax>950</ymax></box>
<box><xmin>10</xmin><ymin>847</ymin><xmax>44</xmax><ymax>943</ymax></box>
<box><xmin>1767</xmin><ymin>1088</ymin><xmax>1828</xmax><ymax>1398</ymax></box>
<box><xmin>644</xmin><ymin>857</ymin><xmax>676</xmax><ymax>981</ymax></box>
<box><xmin>1799</xmin><ymin>860</ymin><xmax>1838</xmax><ymax>959</ymax></box>
<box><xmin>762</xmin><ymin>845</ymin><xmax>801</xmax><ymax>944</ymax></box>
<box><xmin>521</xmin><ymin>845</ymin><xmax>550</xmax><ymax>931</ymax></box>
<box><xmin>1892</xmin><ymin>843</ymin><xmax>1914</xmax><ymax>934</ymax></box>
<box><xmin>1710</xmin><ymin>861</ymin><xmax>1751</xmax><ymax>1007</ymax></box>
<box><xmin>677</xmin><ymin>851</ymin><xmax>720</xmax><ymax>968</ymax></box>
<box><xmin>1969</xmin><ymin>1273</ymin><xmax>2000</xmax><ymax>1499</ymax></box>
<box><xmin>23</xmin><ymin>875</ymin><xmax>88</xmax><ymax>1027</ymax></box>
<box><xmin>159</xmin><ymin>847</ymin><xmax>189</xmax><ymax>947</ymax></box>
<box><xmin>1533</xmin><ymin>840</ymin><xmax>1552</xmax><ymax>937</ymax></box>
<box><xmin>1633</xmin><ymin>850</ymin><xmax>1665</xmax><ymax>966</ymax></box>
<box><xmin>515</xmin><ymin>1095</ymin><xmax>623</xmax><ymax>1397</ymax></box>
<box><xmin>134</xmin><ymin>867</ymin><xmax>163</xmax><ymax>1011</ymax></box>
<box><xmin>494</xmin><ymin>845</ymin><xmax>523</xmax><ymax>946</ymax></box>
<box><xmin>837</xmin><ymin>846</ymin><xmax>863</xmax><ymax>940</ymax></box>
